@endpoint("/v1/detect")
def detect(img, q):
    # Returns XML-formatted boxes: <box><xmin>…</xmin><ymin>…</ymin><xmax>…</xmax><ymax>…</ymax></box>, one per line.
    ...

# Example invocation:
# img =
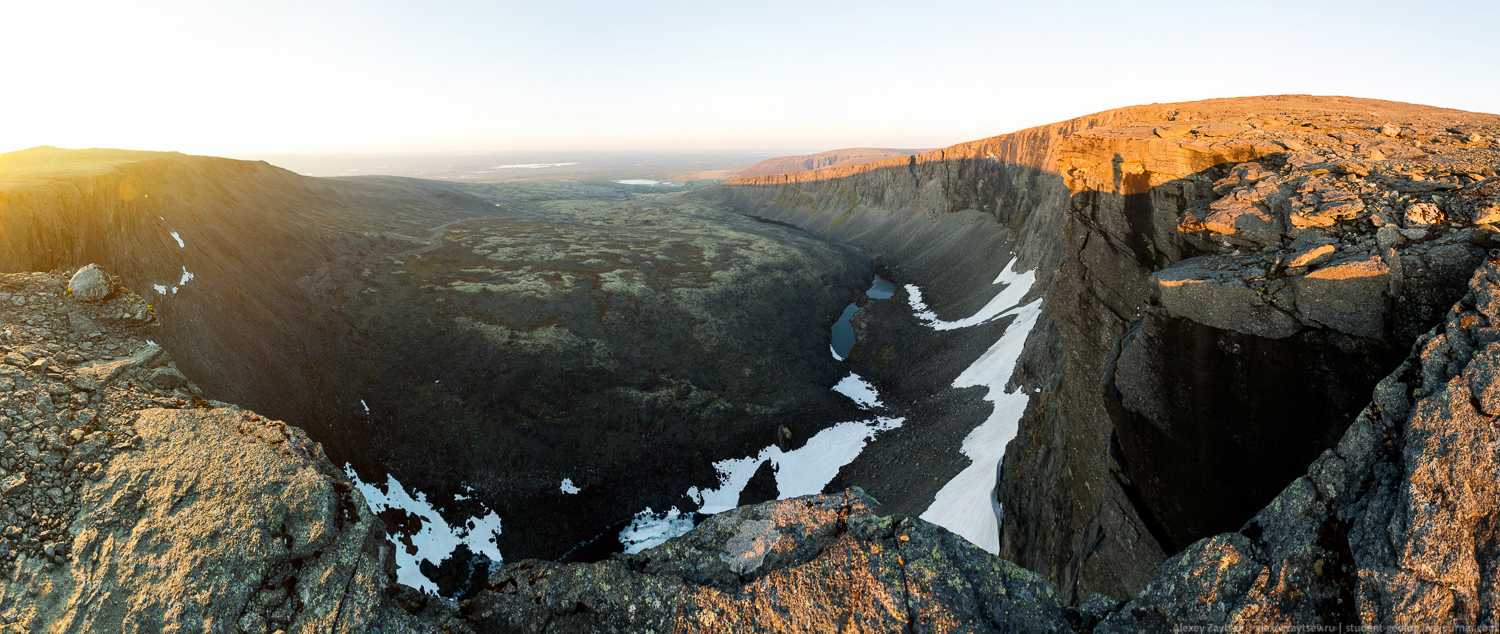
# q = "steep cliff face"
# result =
<box><xmin>1098</xmin><ymin>256</ymin><xmax>1500</xmax><ymax>629</ymax></box>
<box><xmin>709</xmin><ymin>96</ymin><xmax>1500</xmax><ymax>601</ymax></box>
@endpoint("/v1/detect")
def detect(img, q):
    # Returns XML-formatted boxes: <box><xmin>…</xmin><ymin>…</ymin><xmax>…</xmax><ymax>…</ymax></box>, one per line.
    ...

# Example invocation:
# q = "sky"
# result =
<box><xmin>3</xmin><ymin>0</ymin><xmax>1498</xmax><ymax>157</ymax></box>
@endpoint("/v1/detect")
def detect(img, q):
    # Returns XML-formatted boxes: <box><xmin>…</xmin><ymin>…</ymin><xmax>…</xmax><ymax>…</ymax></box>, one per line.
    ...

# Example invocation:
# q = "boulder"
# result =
<box><xmin>67</xmin><ymin>264</ymin><xmax>112</xmax><ymax>302</ymax></box>
<box><xmin>1291</xmin><ymin>254</ymin><xmax>1390</xmax><ymax>338</ymax></box>
<box><xmin>1448</xmin><ymin>178</ymin><xmax>1500</xmax><ymax>224</ymax></box>
<box><xmin>1406</xmin><ymin>201</ymin><xmax>1445</xmax><ymax>225</ymax></box>
<box><xmin>1285</xmin><ymin>233</ymin><xmax>1337</xmax><ymax>269</ymax></box>
<box><xmin>1152</xmin><ymin>256</ymin><xmax>1301</xmax><ymax>339</ymax></box>
<box><xmin>145</xmin><ymin>366</ymin><xmax>188</xmax><ymax>390</ymax></box>
<box><xmin>1201</xmin><ymin>200</ymin><xmax>1283</xmax><ymax>245</ymax></box>
<box><xmin>66</xmin><ymin>311</ymin><xmax>101</xmax><ymax>337</ymax></box>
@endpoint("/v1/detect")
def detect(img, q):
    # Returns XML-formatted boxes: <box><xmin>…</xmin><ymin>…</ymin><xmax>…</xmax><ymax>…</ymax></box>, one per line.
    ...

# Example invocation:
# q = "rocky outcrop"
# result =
<box><xmin>712</xmin><ymin>96</ymin><xmax>1500</xmax><ymax>603</ymax></box>
<box><xmin>1097</xmin><ymin>255</ymin><xmax>1500</xmax><ymax>629</ymax></box>
<box><xmin>0</xmin><ymin>268</ymin><xmax>423</xmax><ymax>633</ymax></box>
<box><xmin>404</xmin><ymin>489</ymin><xmax>1085</xmax><ymax>633</ymax></box>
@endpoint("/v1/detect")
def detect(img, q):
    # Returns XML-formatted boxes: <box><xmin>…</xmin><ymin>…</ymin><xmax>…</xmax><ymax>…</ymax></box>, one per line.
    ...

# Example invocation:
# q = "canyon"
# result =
<box><xmin>0</xmin><ymin>94</ymin><xmax>1498</xmax><ymax>631</ymax></box>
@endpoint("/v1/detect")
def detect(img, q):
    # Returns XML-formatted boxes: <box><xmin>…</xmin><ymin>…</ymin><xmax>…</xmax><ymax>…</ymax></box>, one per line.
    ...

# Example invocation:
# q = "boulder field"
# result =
<box><xmin>0</xmin><ymin>95</ymin><xmax>1499</xmax><ymax>631</ymax></box>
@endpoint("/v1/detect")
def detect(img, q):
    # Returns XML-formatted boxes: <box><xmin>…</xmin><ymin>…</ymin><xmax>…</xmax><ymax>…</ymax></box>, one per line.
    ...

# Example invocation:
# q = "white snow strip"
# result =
<box><xmin>171</xmin><ymin>287</ymin><xmax>177</xmax><ymax>294</ymax></box>
<box><xmin>915</xmin><ymin>257</ymin><xmax>1043</xmax><ymax>554</ymax></box>
<box><xmin>145</xmin><ymin>339</ymin><xmax>159</xmax><ymax>347</ymax></box>
<box><xmin>687</xmin><ymin>416</ymin><xmax>904</xmax><ymax>514</ymax></box>
<box><xmin>345</xmin><ymin>466</ymin><xmax>504</xmax><ymax>594</ymax></box>
<box><xmin>832</xmin><ymin>373</ymin><xmax>883</xmax><ymax>409</ymax></box>
<box><xmin>153</xmin><ymin>285</ymin><xmax>167</xmax><ymax>295</ymax></box>
<box><xmin>361</xmin><ymin>399</ymin><xmax>370</xmax><ymax>414</ymax></box>
<box><xmin>560</xmin><ymin>478</ymin><xmax>580</xmax><ymax>494</ymax></box>
<box><xmin>906</xmin><ymin>260</ymin><xmax>1036</xmax><ymax>331</ymax></box>
<box><xmin>169</xmin><ymin>231</ymin><xmax>184</xmax><ymax>248</ymax></box>
<box><xmin>619</xmin><ymin>507</ymin><xmax>696</xmax><ymax>554</ymax></box>
<box><xmin>179</xmin><ymin>267</ymin><xmax>194</xmax><ymax>286</ymax></box>
<box><xmin>830</xmin><ymin>344</ymin><xmax>843</xmax><ymax>361</ymax></box>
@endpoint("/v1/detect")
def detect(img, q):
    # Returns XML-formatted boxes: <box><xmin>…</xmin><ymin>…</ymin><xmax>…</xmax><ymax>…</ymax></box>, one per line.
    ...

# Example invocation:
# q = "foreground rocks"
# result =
<box><xmin>403</xmin><ymin>489</ymin><xmax>1085</xmax><ymax>633</ymax></box>
<box><xmin>0</xmin><ymin>267</ymin><xmax>422</xmax><ymax>633</ymax></box>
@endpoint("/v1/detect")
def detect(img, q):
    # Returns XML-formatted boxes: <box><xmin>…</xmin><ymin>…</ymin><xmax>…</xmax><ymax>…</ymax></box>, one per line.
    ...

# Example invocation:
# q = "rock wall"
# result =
<box><xmin>1098</xmin><ymin>256</ymin><xmax>1500</xmax><ymax>629</ymax></box>
<box><xmin>711</xmin><ymin>96</ymin><xmax>1500</xmax><ymax>601</ymax></box>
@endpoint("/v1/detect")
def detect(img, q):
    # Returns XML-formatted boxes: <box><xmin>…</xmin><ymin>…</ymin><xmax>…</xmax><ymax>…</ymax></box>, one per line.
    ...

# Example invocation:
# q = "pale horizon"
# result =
<box><xmin>4</xmin><ymin>0</ymin><xmax>1497</xmax><ymax>159</ymax></box>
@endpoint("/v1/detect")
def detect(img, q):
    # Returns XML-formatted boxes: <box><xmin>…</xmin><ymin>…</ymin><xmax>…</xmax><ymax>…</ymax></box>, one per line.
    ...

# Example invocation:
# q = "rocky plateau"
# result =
<box><xmin>1</xmin><ymin>95</ymin><xmax>1499</xmax><ymax>631</ymax></box>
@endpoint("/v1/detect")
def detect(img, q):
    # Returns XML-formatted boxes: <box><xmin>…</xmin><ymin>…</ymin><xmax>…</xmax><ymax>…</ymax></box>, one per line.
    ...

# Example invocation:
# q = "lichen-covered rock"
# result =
<box><xmin>439</xmin><ymin>489</ymin><xmax>1077</xmax><ymax>633</ymax></box>
<box><xmin>65</xmin><ymin>265</ymin><xmax>111</xmax><ymax>303</ymax></box>
<box><xmin>0</xmin><ymin>408</ymin><xmax>428</xmax><ymax>633</ymax></box>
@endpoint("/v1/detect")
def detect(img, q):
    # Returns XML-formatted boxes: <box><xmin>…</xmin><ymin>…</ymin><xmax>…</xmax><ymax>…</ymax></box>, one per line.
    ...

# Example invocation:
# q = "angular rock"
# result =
<box><xmin>1406</xmin><ymin>201</ymin><xmax>1445</xmax><ymax>225</ymax></box>
<box><xmin>1152</xmin><ymin>256</ymin><xmax>1301</xmax><ymax>339</ymax></box>
<box><xmin>1201</xmin><ymin>200</ymin><xmax>1283</xmax><ymax>246</ymax></box>
<box><xmin>144</xmin><ymin>366</ymin><xmax>188</xmax><ymax>390</ymax></box>
<box><xmin>1286</xmin><ymin>242</ymin><xmax>1336</xmax><ymax>269</ymax></box>
<box><xmin>66</xmin><ymin>264</ymin><xmax>112</xmax><ymax>303</ymax></box>
<box><xmin>66</xmin><ymin>311</ymin><xmax>100</xmax><ymax>337</ymax></box>
<box><xmin>72</xmin><ymin>344</ymin><xmax>164</xmax><ymax>387</ymax></box>
<box><xmin>1449</xmin><ymin>178</ymin><xmax>1500</xmax><ymax>224</ymax></box>
<box><xmin>1291</xmin><ymin>254</ymin><xmax>1390</xmax><ymax>338</ymax></box>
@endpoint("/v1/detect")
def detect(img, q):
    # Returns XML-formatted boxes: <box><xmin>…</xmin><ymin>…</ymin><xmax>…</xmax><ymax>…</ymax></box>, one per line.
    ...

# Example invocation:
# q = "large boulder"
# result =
<box><xmin>66</xmin><ymin>264</ymin><xmax>112</xmax><ymax>303</ymax></box>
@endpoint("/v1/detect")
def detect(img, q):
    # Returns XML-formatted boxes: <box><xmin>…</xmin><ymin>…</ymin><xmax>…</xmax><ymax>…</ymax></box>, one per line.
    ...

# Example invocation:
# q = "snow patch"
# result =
<box><xmin>911</xmin><ymin>257</ymin><xmax>1042</xmax><ymax>554</ymax></box>
<box><xmin>153</xmin><ymin>285</ymin><xmax>167</xmax><ymax>295</ymax></box>
<box><xmin>687</xmin><ymin>416</ymin><xmax>903</xmax><ymax>514</ymax></box>
<box><xmin>145</xmin><ymin>339</ymin><xmax>159</xmax><ymax>347</ymax></box>
<box><xmin>560</xmin><ymin>478</ymin><xmax>580</xmax><ymax>494</ymax></box>
<box><xmin>169</xmin><ymin>231</ymin><xmax>184</xmax><ymax>248</ymax></box>
<box><xmin>361</xmin><ymin>399</ymin><xmax>370</xmax><ymax>414</ymax></box>
<box><xmin>620</xmin><ymin>507</ymin><xmax>695</xmax><ymax>554</ymax></box>
<box><xmin>832</xmin><ymin>373</ymin><xmax>883</xmax><ymax>409</ymax></box>
<box><xmin>345</xmin><ymin>466</ymin><xmax>504</xmax><ymax>594</ymax></box>
<box><xmin>179</xmin><ymin>267</ymin><xmax>194</xmax><ymax>286</ymax></box>
<box><xmin>906</xmin><ymin>261</ymin><xmax>1036</xmax><ymax>331</ymax></box>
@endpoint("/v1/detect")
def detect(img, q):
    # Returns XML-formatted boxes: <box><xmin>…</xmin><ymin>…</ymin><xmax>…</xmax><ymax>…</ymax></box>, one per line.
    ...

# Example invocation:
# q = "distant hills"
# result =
<box><xmin>673</xmin><ymin>147</ymin><xmax>931</xmax><ymax>181</ymax></box>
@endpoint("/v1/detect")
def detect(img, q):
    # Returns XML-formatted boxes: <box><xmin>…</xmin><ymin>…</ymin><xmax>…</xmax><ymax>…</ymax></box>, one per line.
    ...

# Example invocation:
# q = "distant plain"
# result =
<box><xmin>235</xmin><ymin>150</ymin><xmax>806</xmax><ymax>183</ymax></box>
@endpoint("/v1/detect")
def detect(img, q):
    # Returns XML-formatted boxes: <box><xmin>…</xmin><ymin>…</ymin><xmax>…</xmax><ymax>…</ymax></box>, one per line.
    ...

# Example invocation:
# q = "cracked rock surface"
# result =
<box><xmin>400</xmin><ymin>489</ymin><xmax>1084</xmax><ymax>634</ymax></box>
